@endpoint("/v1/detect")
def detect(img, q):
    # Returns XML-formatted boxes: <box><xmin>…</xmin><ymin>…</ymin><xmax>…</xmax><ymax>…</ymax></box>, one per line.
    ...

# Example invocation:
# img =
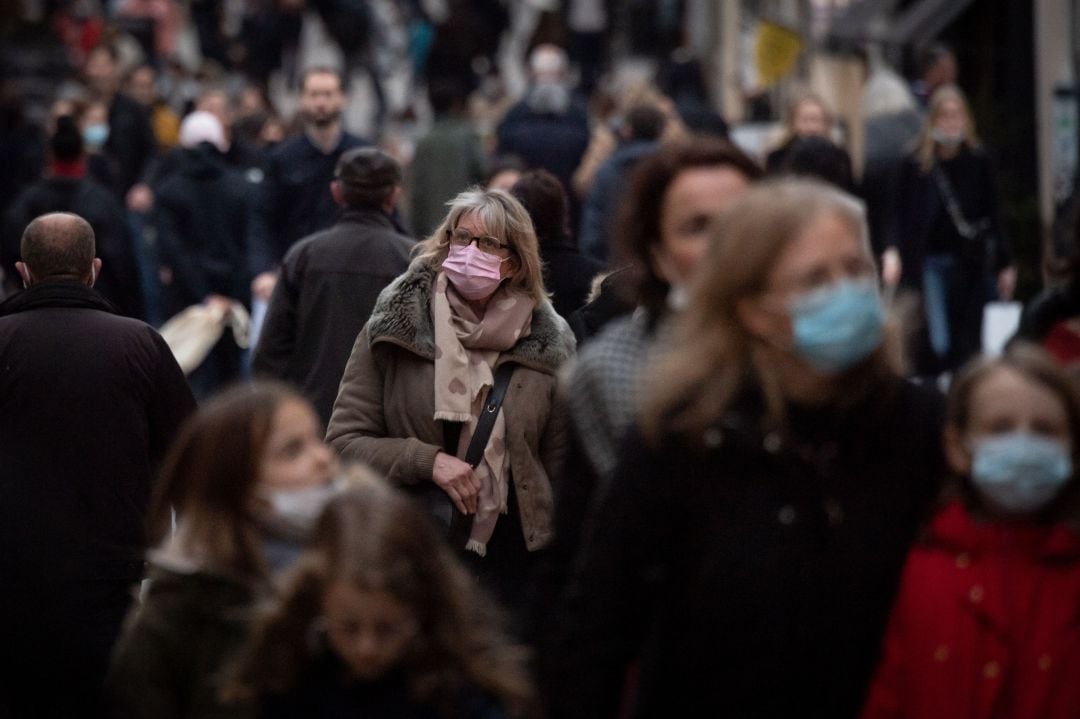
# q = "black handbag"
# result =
<box><xmin>417</xmin><ymin>363</ymin><xmax>516</xmax><ymax>548</ymax></box>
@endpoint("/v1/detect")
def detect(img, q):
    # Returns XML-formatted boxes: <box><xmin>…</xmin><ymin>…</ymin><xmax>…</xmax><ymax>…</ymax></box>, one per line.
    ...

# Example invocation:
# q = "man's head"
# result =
<box><xmin>17</xmin><ymin>213</ymin><xmax>101</xmax><ymax>287</ymax></box>
<box><xmin>525</xmin><ymin>44</ymin><xmax>573</xmax><ymax>114</ymax></box>
<box><xmin>332</xmin><ymin>148</ymin><xmax>402</xmax><ymax>212</ymax></box>
<box><xmin>299</xmin><ymin>67</ymin><xmax>346</xmax><ymax>130</ymax></box>
<box><xmin>918</xmin><ymin>43</ymin><xmax>957</xmax><ymax>93</ymax></box>
<box><xmin>84</xmin><ymin>44</ymin><xmax>121</xmax><ymax>99</ymax></box>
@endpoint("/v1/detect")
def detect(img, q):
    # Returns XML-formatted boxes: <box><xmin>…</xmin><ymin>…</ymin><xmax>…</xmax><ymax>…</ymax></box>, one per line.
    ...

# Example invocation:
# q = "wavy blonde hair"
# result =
<box><xmin>640</xmin><ymin>179</ymin><xmax>901</xmax><ymax>444</ymax></box>
<box><xmin>914</xmin><ymin>84</ymin><xmax>980</xmax><ymax>173</ymax></box>
<box><xmin>413</xmin><ymin>187</ymin><xmax>549</xmax><ymax>304</ymax></box>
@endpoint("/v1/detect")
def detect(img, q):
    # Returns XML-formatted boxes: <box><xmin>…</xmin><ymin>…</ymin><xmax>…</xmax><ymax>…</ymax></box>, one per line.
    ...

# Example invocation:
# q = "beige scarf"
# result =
<box><xmin>432</xmin><ymin>272</ymin><xmax>535</xmax><ymax>556</ymax></box>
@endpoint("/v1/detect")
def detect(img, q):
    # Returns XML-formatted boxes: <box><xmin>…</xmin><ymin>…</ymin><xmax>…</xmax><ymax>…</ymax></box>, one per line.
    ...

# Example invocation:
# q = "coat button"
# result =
<box><xmin>933</xmin><ymin>645</ymin><xmax>950</xmax><ymax>662</ymax></box>
<box><xmin>969</xmin><ymin>585</ymin><xmax>985</xmax><ymax>603</ymax></box>
<box><xmin>703</xmin><ymin>428</ymin><xmax>724</xmax><ymax>448</ymax></box>
<box><xmin>1038</xmin><ymin>654</ymin><xmax>1052</xmax><ymax>671</ymax></box>
<box><xmin>777</xmin><ymin>505</ymin><xmax>796</xmax><ymax>525</ymax></box>
<box><xmin>983</xmin><ymin>661</ymin><xmax>1000</xmax><ymax>679</ymax></box>
<box><xmin>955</xmin><ymin>553</ymin><xmax>971</xmax><ymax>569</ymax></box>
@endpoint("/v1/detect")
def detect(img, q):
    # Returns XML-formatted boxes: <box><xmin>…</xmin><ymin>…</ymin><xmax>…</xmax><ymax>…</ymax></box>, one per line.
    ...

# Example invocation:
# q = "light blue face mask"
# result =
<box><xmin>789</xmin><ymin>278</ymin><xmax>885</xmax><ymax>373</ymax></box>
<box><xmin>971</xmin><ymin>433</ymin><xmax>1073</xmax><ymax>514</ymax></box>
<box><xmin>83</xmin><ymin>123</ymin><xmax>109</xmax><ymax>149</ymax></box>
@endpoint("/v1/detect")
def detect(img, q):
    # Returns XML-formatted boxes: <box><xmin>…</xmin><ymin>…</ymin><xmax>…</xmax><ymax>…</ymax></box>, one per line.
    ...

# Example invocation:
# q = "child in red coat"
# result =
<box><xmin>861</xmin><ymin>343</ymin><xmax>1080</xmax><ymax>719</ymax></box>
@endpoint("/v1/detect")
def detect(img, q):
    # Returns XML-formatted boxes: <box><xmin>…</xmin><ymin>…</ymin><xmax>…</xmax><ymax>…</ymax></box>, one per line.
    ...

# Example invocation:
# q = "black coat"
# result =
<box><xmin>247</xmin><ymin>131</ymin><xmax>367</xmax><ymax>274</ymax></box>
<box><xmin>0</xmin><ymin>283</ymin><xmax>194</xmax><ymax>715</ymax></box>
<box><xmin>105</xmin><ymin>92</ymin><xmax>158</xmax><ymax>195</ymax></box>
<box><xmin>154</xmin><ymin>143</ymin><xmax>255</xmax><ymax>315</ymax></box>
<box><xmin>541</xmin><ymin>235</ymin><xmax>604</xmax><ymax>320</ymax></box>
<box><xmin>252</xmin><ymin>207</ymin><xmax>414</xmax><ymax>425</ymax></box>
<box><xmin>3</xmin><ymin>174</ymin><xmax>144</xmax><ymax>317</ymax></box>
<box><xmin>543</xmin><ymin>378</ymin><xmax>944</xmax><ymax>718</ymax></box>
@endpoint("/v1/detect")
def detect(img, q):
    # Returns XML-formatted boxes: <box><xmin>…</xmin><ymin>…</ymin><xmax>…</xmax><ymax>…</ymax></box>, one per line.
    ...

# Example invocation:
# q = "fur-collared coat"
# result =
<box><xmin>327</xmin><ymin>261</ymin><xmax>576</xmax><ymax>551</ymax></box>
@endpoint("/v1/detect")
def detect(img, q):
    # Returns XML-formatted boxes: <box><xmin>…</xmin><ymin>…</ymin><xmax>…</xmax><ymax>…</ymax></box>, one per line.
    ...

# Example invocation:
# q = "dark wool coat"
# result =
<box><xmin>327</xmin><ymin>261</ymin><xmax>576</xmax><ymax>551</ymax></box>
<box><xmin>252</xmin><ymin>207</ymin><xmax>414</xmax><ymax>425</ymax></box>
<box><xmin>0</xmin><ymin>282</ymin><xmax>194</xmax><ymax>715</ymax></box>
<box><xmin>544</xmin><ymin>378</ymin><xmax>945</xmax><ymax>718</ymax></box>
<box><xmin>861</xmin><ymin>502</ymin><xmax>1080</xmax><ymax>719</ymax></box>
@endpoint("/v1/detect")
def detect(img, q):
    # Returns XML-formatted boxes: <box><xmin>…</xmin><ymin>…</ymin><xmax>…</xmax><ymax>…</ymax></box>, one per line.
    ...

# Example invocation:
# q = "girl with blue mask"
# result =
<box><xmin>862</xmin><ymin>344</ymin><xmax>1080</xmax><ymax>718</ymax></box>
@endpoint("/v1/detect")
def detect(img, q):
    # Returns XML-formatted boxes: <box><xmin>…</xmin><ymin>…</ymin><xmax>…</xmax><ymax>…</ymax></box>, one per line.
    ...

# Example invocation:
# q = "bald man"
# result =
<box><xmin>0</xmin><ymin>213</ymin><xmax>195</xmax><ymax>717</ymax></box>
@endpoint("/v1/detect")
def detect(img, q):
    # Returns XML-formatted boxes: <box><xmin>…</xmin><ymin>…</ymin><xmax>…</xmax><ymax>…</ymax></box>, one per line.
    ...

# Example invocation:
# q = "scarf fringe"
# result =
<box><xmin>465</xmin><ymin>539</ymin><xmax>487</xmax><ymax>557</ymax></box>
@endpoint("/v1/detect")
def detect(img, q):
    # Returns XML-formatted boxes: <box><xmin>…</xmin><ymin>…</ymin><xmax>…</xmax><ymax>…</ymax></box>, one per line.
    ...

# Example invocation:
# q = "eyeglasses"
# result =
<box><xmin>446</xmin><ymin>228</ymin><xmax>512</xmax><ymax>255</ymax></box>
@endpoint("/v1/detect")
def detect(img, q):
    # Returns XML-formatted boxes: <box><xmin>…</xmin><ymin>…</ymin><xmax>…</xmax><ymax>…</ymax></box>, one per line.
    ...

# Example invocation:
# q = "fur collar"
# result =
<box><xmin>366</xmin><ymin>260</ymin><xmax>575</xmax><ymax>375</ymax></box>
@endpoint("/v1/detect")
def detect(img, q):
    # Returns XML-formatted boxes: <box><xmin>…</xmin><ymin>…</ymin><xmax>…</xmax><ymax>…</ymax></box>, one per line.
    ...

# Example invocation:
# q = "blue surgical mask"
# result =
<box><xmin>971</xmin><ymin>433</ymin><xmax>1073</xmax><ymax>514</ymax></box>
<box><xmin>83</xmin><ymin>123</ymin><xmax>109</xmax><ymax>149</ymax></box>
<box><xmin>790</xmin><ymin>278</ymin><xmax>885</xmax><ymax>373</ymax></box>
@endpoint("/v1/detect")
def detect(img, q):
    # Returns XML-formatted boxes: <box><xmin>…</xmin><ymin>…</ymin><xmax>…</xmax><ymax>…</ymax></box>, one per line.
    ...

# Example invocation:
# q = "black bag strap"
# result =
<box><xmin>441</xmin><ymin>362</ymin><xmax>516</xmax><ymax>548</ymax></box>
<box><xmin>931</xmin><ymin>163</ymin><xmax>989</xmax><ymax>240</ymax></box>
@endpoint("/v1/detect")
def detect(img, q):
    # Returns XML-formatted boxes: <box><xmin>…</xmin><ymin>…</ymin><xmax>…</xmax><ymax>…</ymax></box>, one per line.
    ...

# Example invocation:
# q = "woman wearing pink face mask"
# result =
<box><xmin>327</xmin><ymin>188</ymin><xmax>576</xmax><ymax>613</ymax></box>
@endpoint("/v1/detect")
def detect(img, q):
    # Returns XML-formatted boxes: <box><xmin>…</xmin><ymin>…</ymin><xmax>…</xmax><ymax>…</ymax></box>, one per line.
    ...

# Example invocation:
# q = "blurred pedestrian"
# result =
<box><xmin>912</xmin><ymin>43</ymin><xmax>958</xmax><ymax>110</ymax></box>
<box><xmin>327</xmin><ymin>188</ymin><xmax>575</xmax><ymax>613</ymax></box>
<box><xmin>862</xmin><ymin>344</ymin><xmax>1080</xmax><ymax>718</ymax></box>
<box><xmin>765</xmin><ymin>90</ymin><xmax>853</xmax><ymax>183</ymax></box>
<box><xmin>248</xmin><ymin>67</ymin><xmax>366</xmax><ymax>305</ymax></box>
<box><xmin>511</xmin><ymin>168</ymin><xmax>603</xmax><ymax>319</ymax></box>
<box><xmin>126</xmin><ymin>63</ymin><xmax>181</xmax><ymax>151</ymax></box>
<box><xmin>1014</xmin><ymin>207</ymin><xmax>1080</xmax><ymax>366</ymax></box>
<box><xmin>544</xmin><ymin>180</ymin><xmax>946</xmax><ymax>717</ymax></box>
<box><xmin>0</xmin><ymin>213</ymin><xmax>194</xmax><ymax>718</ymax></box>
<box><xmin>578</xmin><ymin>103</ymin><xmax>667</xmax><ymax>265</ymax></box>
<box><xmin>106</xmin><ymin>383</ymin><xmax>342</xmax><ymax>718</ymax></box>
<box><xmin>228</xmin><ymin>475</ymin><xmax>538</xmax><ymax>718</ymax></box>
<box><xmin>154</xmin><ymin>110</ymin><xmax>254</xmax><ymax>397</ymax></box>
<box><xmin>776</xmin><ymin>134</ymin><xmax>857</xmax><ymax>194</ymax></box>
<box><xmin>253</xmin><ymin>148</ymin><xmax>414</xmax><ymax>426</ymax></box>
<box><xmin>3</xmin><ymin>114</ymin><xmax>144</xmax><ymax>316</ymax></box>
<box><xmin>886</xmin><ymin>85</ymin><xmax>1015</xmax><ymax>376</ymax></box>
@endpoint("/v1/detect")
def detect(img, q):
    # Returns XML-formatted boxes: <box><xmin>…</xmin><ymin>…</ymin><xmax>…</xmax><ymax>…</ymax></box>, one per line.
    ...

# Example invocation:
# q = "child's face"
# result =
<box><xmin>946</xmin><ymin>367</ymin><xmax>1073</xmax><ymax>514</ymax></box>
<box><xmin>321</xmin><ymin>582</ymin><xmax>418</xmax><ymax>681</ymax></box>
<box><xmin>259</xmin><ymin>400</ymin><xmax>337</xmax><ymax>491</ymax></box>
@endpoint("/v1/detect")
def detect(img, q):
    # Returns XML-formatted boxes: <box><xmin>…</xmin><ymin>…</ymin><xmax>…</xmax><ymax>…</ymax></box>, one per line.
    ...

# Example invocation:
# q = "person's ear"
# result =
<box><xmin>89</xmin><ymin>258</ymin><xmax>102</xmax><ymax>287</ymax></box>
<box><xmin>383</xmin><ymin>185</ymin><xmax>403</xmax><ymax>213</ymax></box>
<box><xmin>330</xmin><ymin>180</ymin><xmax>345</xmax><ymax>207</ymax></box>
<box><xmin>15</xmin><ymin>261</ymin><xmax>32</xmax><ymax>288</ymax></box>
<box><xmin>944</xmin><ymin>424</ymin><xmax>973</xmax><ymax>476</ymax></box>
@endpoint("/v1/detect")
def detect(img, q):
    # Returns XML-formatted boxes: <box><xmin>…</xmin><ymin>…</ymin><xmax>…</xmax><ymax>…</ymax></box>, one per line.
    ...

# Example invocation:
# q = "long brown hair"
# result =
<box><xmin>227</xmin><ymin>472</ymin><xmax>538</xmax><ymax>717</ymax></box>
<box><xmin>640</xmin><ymin>179</ymin><xmax>901</xmax><ymax>444</ymax></box>
<box><xmin>148</xmin><ymin>381</ymin><xmax>305</xmax><ymax>578</ymax></box>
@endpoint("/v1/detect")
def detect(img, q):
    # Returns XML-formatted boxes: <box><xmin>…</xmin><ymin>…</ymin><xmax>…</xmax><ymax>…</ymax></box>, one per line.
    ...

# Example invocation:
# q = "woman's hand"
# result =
<box><xmin>432</xmin><ymin>452</ymin><xmax>480</xmax><ymax>514</ymax></box>
<box><xmin>881</xmin><ymin>247</ymin><xmax>902</xmax><ymax>288</ymax></box>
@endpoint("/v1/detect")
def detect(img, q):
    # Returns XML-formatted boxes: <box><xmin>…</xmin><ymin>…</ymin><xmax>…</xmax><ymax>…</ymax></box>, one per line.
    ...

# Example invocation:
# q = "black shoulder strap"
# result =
<box><xmin>931</xmin><ymin>163</ymin><xmax>986</xmax><ymax>239</ymax></box>
<box><xmin>464</xmin><ymin>362</ymin><xmax>516</xmax><ymax>468</ymax></box>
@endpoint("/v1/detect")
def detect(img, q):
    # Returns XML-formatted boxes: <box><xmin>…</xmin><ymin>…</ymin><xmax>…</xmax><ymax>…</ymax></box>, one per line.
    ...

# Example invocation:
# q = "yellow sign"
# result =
<box><xmin>755</xmin><ymin>21</ymin><xmax>803</xmax><ymax>88</ymax></box>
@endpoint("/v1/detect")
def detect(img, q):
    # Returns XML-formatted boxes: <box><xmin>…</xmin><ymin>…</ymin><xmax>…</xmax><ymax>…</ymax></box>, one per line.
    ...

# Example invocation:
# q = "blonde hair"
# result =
<box><xmin>772</xmin><ymin>89</ymin><xmax>833</xmax><ymax>149</ymax></box>
<box><xmin>914</xmin><ymin>84</ymin><xmax>980</xmax><ymax>173</ymax></box>
<box><xmin>641</xmin><ymin>179</ymin><xmax>900</xmax><ymax>443</ymax></box>
<box><xmin>413</xmin><ymin>187</ymin><xmax>549</xmax><ymax>304</ymax></box>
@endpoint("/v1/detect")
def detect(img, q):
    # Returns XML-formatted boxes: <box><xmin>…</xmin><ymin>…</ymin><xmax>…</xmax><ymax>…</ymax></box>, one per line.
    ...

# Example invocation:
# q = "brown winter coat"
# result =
<box><xmin>327</xmin><ymin>261</ymin><xmax>576</xmax><ymax>551</ymax></box>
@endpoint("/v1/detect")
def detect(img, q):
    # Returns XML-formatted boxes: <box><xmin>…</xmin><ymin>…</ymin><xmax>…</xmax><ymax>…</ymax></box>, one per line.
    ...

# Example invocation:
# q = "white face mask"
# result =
<box><xmin>262</xmin><ymin>479</ymin><xmax>344</xmax><ymax>528</ymax></box>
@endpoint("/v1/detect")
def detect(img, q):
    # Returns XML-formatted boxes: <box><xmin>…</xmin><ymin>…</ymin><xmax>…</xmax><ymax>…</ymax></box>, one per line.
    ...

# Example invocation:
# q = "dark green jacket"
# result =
<box><xmin>105</xmin><ymin>564</ymin><xmax>261</xmax><ymax>719</ymax></box>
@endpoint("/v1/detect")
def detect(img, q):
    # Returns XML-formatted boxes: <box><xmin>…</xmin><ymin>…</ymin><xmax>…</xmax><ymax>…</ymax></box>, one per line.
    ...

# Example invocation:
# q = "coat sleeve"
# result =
<box><xmin>250</xmin><ymin>253</ymin><xmax>300</xmax><ymax>380</ymax></box>
<box><xmin>325</xmin><ymin>325</ymin><xmax>442</xmax><ymax>485</ymax></box>
<box><xmin>104</xmin><ymin>604</ymin><xmax>186</xmax><ymax>719</ymax></box>
<box><xmin>154</xmin><ymin>190</ymin><xmax>212</xmax><ymax>306</ymax></box>
<box><xmin>247</xmin><ymin>154</ymin><xmax>282</xmax><ymax>276</ymax></box>
<box><xmin>540</xmin><ymin>425</ymin><xmax>674</xmax><ymax>718</ymax></box>
<box><xmin>147</xmin><ymin>330</ymin><xmax>197</xmax><ymax>465</ymax></box>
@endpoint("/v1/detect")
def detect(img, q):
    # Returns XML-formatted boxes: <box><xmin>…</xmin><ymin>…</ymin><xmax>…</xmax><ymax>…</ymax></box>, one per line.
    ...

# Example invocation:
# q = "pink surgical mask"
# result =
<box><xmin>442</xmin><ymin>243</ymin><xmax>510</xmax><ymax>300</ymax></box>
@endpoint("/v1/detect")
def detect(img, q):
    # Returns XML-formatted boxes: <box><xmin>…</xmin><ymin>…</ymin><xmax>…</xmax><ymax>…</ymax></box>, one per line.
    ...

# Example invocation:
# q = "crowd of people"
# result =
<box><xmin>2</xmin><ymin>3</ymin><xmax>1080</xmax><ymax>718</ymax></box>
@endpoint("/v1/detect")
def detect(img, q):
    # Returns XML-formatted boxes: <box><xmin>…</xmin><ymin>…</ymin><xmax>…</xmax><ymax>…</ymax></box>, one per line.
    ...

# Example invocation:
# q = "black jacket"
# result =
<box><xmin>0</xmin><ymin>282</ymin><xmax>194</xmax><ymax>582</ymax></box>
<box><xmin>890</xmin><ymin>147</ymin><xmax>1010</xmax><ymax>286</ymax></box>
<box><xmin>541</xmin><ymin>235</ymin><xmax>604</xmax><ymax>320</ymax></box>
<box><xmin>3</xmin><ymin>173</ymin><xmax>144</xmax><ymax>317</ymax></box>
<box><xmin>1014</xmin><ymin>281</ymin><xmax>1080</xmax><ymax>345</ymax></box>
<box><xmin>105</xmin><ymin>92</ymin><xmax>158</xmax><ymax>195</ymax></box>
<box><xmin>543</xmin><ymin>378</ymin><xmax>944</xmax><ymax>718</ymax></box>
<box><xmin>247</xmin><ymin>131</ymin><xmax>367</xmax><ymax>274</ymax></box>
<box><xmin>154</xmin><ymin>143</ymin><xmax>255</xmax><ymax>315</ymax></box>
<box><xmin>252</xmin><ymin>207</ymin><xmax>414</xmax><ymax>425</ymax></box>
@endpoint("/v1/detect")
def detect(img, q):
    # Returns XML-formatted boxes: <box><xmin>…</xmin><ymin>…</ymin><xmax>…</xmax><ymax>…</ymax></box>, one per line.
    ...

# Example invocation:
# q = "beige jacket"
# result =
<box><xmin>327</xmin><ymin>261</ymin><xmax>576</xmax><ymax>551</ymax></box>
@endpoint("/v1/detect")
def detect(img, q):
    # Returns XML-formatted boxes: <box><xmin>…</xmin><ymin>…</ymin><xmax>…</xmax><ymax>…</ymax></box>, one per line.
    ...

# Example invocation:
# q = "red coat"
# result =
<box><xmin>861</xmin><ymin>501</ymin><xmax>1080</xmax><ymax>719</ymax></box>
